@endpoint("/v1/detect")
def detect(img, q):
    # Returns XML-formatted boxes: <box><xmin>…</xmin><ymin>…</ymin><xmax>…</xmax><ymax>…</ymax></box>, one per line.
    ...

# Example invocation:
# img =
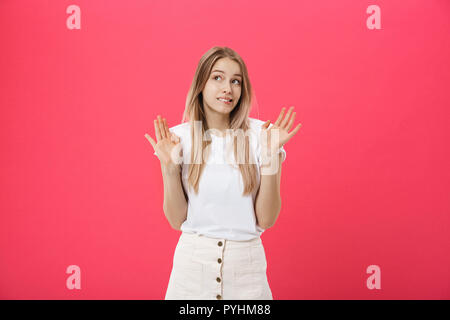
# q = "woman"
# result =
<box><xmin>145</xmin><ymin>46</ymin><xmax>301</xmax><ymax>300</ymax></box>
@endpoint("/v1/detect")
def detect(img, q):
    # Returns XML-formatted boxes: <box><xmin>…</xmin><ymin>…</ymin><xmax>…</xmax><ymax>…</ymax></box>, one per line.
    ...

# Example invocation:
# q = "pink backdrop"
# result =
<box><xmin>1</xmin><ymin>0</ymin><xmax>449</xmax><ymax>299</ymax></box>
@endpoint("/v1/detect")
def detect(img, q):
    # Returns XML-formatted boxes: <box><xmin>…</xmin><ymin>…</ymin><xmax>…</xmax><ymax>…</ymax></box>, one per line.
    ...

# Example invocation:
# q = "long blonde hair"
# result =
<box><xmin>182</xmin><ymin>46</ymin><xmax>258</xmax><ymax>196</ymax></box>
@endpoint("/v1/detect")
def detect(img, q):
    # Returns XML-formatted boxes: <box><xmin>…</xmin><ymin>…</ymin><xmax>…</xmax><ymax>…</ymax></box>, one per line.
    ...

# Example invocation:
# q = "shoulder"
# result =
<box><xmin>248</xmin><ymin>117</ymin><xmax>265</xmax><ymax>127</ymax></box>
<box><xmin>169</xmin><ymin>122</ymin><xmax>190</xmax><ymax>137</ymax></box>
<box><xmin>248</xmin><ymin>117</ymin><xmax>266</xmax><ymax>132</ymax></box>
<box><xmin>248</xmin><ymin>117</ymin><xmax>279</xmax><ymax>132</ymax></box>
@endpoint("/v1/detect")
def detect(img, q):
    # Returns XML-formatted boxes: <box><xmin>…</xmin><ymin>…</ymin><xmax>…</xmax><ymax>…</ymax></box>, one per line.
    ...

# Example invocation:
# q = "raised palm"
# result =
<box><xmin>260</xmin><ymin>106</ymin><xmax>302</xmax><ymax>155</ymax></box>
<box><xmin>144</xmin><ymin>115</ymin><xmax>182</xmax><ymax>166</ymax></box>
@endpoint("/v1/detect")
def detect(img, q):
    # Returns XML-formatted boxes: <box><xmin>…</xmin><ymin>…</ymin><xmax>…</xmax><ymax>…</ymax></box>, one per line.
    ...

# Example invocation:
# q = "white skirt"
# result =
<box><xmin>165</xmin><ymin>231</ymin><xmax>273</xmax><ymax>300</ymax></box>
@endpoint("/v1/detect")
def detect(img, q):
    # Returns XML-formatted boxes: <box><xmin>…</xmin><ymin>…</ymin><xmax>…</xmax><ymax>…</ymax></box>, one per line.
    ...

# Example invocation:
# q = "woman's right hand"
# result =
<box><xmin>144</xmin><ymin>115</ymin><xmax>182</xmax><ymax>168</ymax></box>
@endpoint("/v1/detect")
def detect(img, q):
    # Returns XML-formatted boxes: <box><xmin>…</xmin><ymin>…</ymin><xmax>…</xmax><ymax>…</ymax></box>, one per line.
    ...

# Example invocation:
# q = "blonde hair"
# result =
<box><xmin>182</xmin><ymin>46</ymin><xmax>258</xmax><ymax>196</ymax></box>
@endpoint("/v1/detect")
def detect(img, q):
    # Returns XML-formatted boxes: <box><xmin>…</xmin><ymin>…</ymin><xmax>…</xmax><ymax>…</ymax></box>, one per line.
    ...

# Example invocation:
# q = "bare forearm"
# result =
<box><xmin>161</xmin><ymin>163</ymin><xmax>187</xmax><ymax>230</ymax></box>
<box><xmin>255</xmin><ymin>153</ymin><xmax>283</xmax><ymax>229</ymax></box>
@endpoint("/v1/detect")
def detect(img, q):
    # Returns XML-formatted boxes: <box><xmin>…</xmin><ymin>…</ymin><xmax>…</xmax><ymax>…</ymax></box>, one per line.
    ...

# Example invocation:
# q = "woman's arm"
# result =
<box><xmin>254</xmin><ymin>152</ymin><xmax>283</xmax><ymax>229</ymax></box>
<box><xmin>161</xmin><ymin>162</ymin><xmax>188</xmax><ymax>230</ymax></box>
<box><xmin>254</xmin><ymin>106</ymin><xmax>301</xmax><ymax>229</ymax></box>
<box><xmin>145</xmin><ymin>115</ymin><xmax>188</xmax><ymax>231</ymax></box>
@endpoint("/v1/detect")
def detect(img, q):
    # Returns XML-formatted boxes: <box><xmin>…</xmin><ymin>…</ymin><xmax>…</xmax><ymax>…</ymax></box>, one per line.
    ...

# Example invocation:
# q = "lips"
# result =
<box><xmin>217</xmin><ymin>97</ymin><xmax>233</xmax><ymax>104</ymax></box>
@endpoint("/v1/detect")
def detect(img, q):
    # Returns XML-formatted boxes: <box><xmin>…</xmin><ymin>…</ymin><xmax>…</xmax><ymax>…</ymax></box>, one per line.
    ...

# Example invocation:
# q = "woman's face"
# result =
<box><xmin>202</xmin><ymin>57</ymin><xmax>242</xmax><ymax>116</ymax></box>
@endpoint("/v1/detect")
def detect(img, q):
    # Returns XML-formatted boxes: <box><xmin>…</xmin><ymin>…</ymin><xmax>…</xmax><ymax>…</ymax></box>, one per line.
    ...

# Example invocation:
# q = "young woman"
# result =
<box><xmin>145</xmin><ymin>46</ymin><xmax>301</xmax><ymax>300</ymax></box>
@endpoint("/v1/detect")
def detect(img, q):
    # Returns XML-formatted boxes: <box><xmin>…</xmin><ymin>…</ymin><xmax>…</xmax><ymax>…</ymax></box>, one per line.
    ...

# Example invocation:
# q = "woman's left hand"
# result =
<box><xmin>260</xmin><ymin>106</ymin><xmax>302</xmax><ymax>155</ymax></box>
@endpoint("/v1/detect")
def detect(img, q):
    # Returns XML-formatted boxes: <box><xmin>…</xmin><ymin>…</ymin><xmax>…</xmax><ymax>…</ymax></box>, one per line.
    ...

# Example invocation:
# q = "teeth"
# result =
<box><xmin>218</xmin><ymin>98</ymin><xmax>231</xmax><ymax>102</ymax></box>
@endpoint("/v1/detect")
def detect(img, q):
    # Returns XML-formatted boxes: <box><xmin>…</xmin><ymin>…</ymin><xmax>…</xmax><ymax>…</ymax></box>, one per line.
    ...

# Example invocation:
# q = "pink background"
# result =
<box><xmin>1</xmin><ymin>0</ymin><xmax>449</xmax><ymax>299</ymax></box>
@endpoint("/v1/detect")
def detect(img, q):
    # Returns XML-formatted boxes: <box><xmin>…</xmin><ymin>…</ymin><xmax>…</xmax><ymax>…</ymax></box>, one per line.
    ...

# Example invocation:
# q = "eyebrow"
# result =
<box><xmin>211</xmin><ymin>69</ymin><xmax>242</xmax><ymax>78</ymax></box>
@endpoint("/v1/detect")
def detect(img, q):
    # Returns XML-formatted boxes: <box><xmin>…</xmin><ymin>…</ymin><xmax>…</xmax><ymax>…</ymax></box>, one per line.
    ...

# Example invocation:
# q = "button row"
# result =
<box><xmin>217</xmin><ymin>241</ymin><xmax>224</xmax><ymax>299</ymax></box>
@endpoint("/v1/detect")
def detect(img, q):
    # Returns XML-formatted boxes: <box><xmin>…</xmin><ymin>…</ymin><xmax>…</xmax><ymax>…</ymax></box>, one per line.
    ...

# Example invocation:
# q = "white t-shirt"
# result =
<box><xmin>154</xmin><ymin>117</ymin><xmax>286</xmax><ymax>241</ymax></box>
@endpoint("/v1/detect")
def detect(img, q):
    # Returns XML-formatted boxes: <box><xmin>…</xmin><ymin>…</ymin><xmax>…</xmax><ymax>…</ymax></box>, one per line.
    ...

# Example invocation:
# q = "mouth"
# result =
<box><xmin>217</xmin><ymin>97</ymin><xmax>233</xmax><ymax>105</ymax></box>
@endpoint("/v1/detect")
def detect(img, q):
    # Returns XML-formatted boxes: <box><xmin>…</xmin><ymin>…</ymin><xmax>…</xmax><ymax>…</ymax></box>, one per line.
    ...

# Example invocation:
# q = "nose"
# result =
<box><xmin>222</xmin><ymin>82</ymin><xmax>232</xmax><ymax>94</ymax></box>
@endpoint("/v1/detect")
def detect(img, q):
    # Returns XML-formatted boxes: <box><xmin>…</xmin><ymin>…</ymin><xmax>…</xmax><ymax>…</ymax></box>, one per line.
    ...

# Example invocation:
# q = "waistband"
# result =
<box><xmin>180</xmin><ymin>231</ymin><xmax>262</xmax><ymax>249</ymax></box>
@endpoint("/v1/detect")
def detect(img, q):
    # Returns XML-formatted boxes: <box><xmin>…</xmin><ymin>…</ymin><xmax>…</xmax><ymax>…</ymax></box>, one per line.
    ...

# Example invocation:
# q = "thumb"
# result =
<box><xmin>144</xmin><ymin>133</ymin><xmax>156</xmax><ymax>149</ymax></box>
<box><xmin>262</xmin><ymin>120</ymin><xmax>270</xmax><ymax>129</ymax></box>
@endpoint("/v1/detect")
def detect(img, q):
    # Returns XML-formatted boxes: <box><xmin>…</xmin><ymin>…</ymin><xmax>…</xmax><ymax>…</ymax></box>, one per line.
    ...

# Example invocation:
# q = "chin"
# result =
<box><xmin>209</xmin><ymin>104</ymin><xmax>230</xmax><ymax>114</ymax></box>
<box><xmin>220</xmin><ymin>106</ymin><xmax>235</xmax><ymax>114</ymax></box>
<box><xmin>218</xmin><ymin>102</ymin><xmax>235</xmax><ymax>110</ymax></box>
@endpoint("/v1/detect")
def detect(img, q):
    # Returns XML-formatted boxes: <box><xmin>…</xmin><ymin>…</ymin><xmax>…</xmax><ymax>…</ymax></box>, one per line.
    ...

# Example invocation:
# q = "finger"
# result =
<box><xmin>280</xmin><ymin>106</ymin><xmax>294</xmax><ymax>128</ymax></box>
<box><xmin>262</xmin><ymin>120</ymin><xmax>270</xmax><ymax>129</ymax></box>
<box><xmin>288</xmin><ymin>123</ymin><xmax>302</xmax><ymax>138</ymax></box>
<box><xmin>158</xmin><ymin>115</ymin><xmax>166</xmax><ymax>139</ymax></box>
<box><xmin>286</xmin><ymin>112</ymin><xmax>296</xmax><ymax>132</ymax></box>
<box><xmin>274</xmin><ymin>107</ymin><xmax>286</xmax><ymax>127</ymax></box>
<box><xmin>170</xmin><ymin>132</ymin><xmax>177</xmax><ymax>143</ymax></box>
<box><xmin>144</xmin><ymin>133</ymin><xmax>156</xmax><ymax>149</ymax></box>
<box><xmin>164</xmin><ymin>118</ymin><xmax>172</xmax><ymax>140</ymax></box>
<box><xmin>154</xmin><ymin>119</ymin><xmax>162</xmax><ymax>141</ymax></box>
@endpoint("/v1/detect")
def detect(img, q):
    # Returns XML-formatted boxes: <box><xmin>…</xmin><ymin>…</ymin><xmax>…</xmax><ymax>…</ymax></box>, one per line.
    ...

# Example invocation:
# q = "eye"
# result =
<box><xmin>213</xmin><ymin>74</ymin><xmax>241</xmax><ymax>85</ymax></box>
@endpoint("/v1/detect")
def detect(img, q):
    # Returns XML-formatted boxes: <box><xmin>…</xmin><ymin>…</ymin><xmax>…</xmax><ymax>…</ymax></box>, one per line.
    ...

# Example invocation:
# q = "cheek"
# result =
<box><xmin>234</xmin><ymin>88</ymin><xmax>242</xmax><ymax>100</ymax></box>
<box><xmin>203</xmin><ymin>82</ymin><xmax>218</xmax><ymax>98</ymax></box>
<box><xmin>202</xmin><ymin>85</ymin><xmax>219</xmax><ymax>108</ymax></box>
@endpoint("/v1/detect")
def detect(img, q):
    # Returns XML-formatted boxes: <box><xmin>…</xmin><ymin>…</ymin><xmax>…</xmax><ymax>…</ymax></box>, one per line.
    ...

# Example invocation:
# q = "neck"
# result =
<box><xmin>204</xmin><ymin>109</ymin><xmax>230</xmax><ymax>137</ymax></box>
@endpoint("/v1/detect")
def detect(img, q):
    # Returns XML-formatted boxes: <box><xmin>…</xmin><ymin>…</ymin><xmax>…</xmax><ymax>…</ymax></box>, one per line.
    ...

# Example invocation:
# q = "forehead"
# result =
<box><xmin>211</xmin><ymin>58</ymin><xmax>242</xmax><ymax>76</ymax></box>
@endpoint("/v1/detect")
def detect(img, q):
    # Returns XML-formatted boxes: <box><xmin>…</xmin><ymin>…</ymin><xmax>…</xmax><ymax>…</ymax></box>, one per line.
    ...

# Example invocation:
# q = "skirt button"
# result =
<box><xmin>218</xmin><ymin>241</ymin><xmax>223</xmax><ymax>247</ymax></box>
<box><xmin>217</xmin><ymin>258</ymin><xmax>222</xmax><ymax>263</ymax></box>
<box><xmin>216</xmin><ymin>294</ymin><xmax>222</xmax><ymax>300</ymax></box>
<box><xmin>216</xmin><ymin>277</ymin><xmax>221</xmax><ymax>283</ymax></box>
